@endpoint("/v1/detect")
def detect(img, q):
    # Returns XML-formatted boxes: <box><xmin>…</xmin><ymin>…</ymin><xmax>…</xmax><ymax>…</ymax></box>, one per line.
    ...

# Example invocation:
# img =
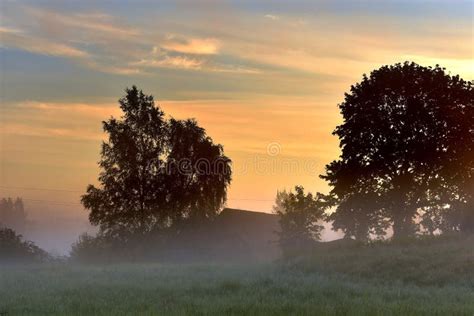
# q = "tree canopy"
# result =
<box><xmin>0</xmin><ymin>227</ymin><xmax>49</xmax><ymax>263</ymax></box>
<box><xmin>82</xmin><ymin>86</ymin><xmax>232</xmax><ymax>238</ymax></box>
<box><xmin>0</xmin><ymin>197</ymin><xmax>26</xmax><ymax>234</ymax></box>
<box><xmin>274</xmin><ymin>186</ymin><xmax>325</xmax><ymax>256</ymax></box>
<box><xmin>322</xmin><ymin>62</ymin><xmax>473</xmax><ymax>239</ymax></box>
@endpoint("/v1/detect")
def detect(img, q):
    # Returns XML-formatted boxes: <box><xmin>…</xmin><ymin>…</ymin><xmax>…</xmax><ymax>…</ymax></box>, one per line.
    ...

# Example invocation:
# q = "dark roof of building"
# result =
<box><xmin>220</xmin><ymin>208</ymin><xmax>278</xmax><ymax>217</ymax></box>
<box><xmin>159</xmin><ymin>208</ymin><xmax>281</xmax><ymax>262</ymax></box>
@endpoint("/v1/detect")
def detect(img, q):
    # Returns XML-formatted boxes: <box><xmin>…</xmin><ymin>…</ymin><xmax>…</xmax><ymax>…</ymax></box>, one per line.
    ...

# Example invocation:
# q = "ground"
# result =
<box><xmin>1</xmin><ymin>235</ymin><xmax>473</xmax><ymax>315</ymax></box>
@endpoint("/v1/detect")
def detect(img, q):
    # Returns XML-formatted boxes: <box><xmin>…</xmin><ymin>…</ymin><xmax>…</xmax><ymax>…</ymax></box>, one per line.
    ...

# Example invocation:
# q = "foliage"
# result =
<box><xmin>321</xmin><ymin>62</ymin><xmax>474</xmax><ymax>239</ymax></box>
<box><xmin>70</xmin><ymin>233</ymin><xmax>114</xmax><ymax>263</ymax></box>
<box><xmin>164</xmin><ymin>118</ymin><xmax>232</xmax><ymax>226</ymax></box>
<box><xmin>82</xmin><ymin>86</ymin><xmax>232</xmax><ymax>238</ymax></box>
<box><xmin>0</xmin><ymin>227</ymin><xmax>49</xmax><ymax>263</ymax></box>
<box><xmin>272</xmin><ymin>190</ymin><xmax>289</xmax><ymax>215</ymax></box>
<box><xmin>274</xmin><ymin>186</ymin><xmax>325</xmax><ymax>256</ymax></box>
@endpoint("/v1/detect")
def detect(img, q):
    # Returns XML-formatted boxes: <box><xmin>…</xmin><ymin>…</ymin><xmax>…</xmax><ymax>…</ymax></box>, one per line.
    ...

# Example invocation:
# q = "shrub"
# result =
<box><xmin>0</xmin><ymin>227</ymin><xmax>49</xmax><ymax>263</ymax></box>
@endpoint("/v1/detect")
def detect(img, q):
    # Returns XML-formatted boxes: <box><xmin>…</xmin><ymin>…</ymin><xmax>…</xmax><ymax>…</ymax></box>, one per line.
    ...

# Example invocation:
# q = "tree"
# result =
<box><xmin>0</xmin><ymin>227</ymin><xmax>49</xmax><ymax>262</ymax></box>
<box><xmin>70</xmin><ymin>232</ymin><xmax>124</xmax><ymax>263</ymax></box>
<box><xmin>274</xmin><ymin>186</ymin><xmax>325</xmax><ymax>256</ymax></box>
<box><xmin>322</xmin><ymin>62</ymin><xmax>473</xmax><ymax>239</ymax></box>
<box><xmin>328</xmin><ymin>192</ymin><xmax>389</xmax><ymax>242</ymax></box>
<box><xmin>82</xmin><ymin>86</ymin><xmax>232</xmax><ymax>238</ymax></box>
<box><xmin>0</xmin><ymin>197</ymin><xmax>27</xmax><ymax>233</ymax></box>
<box><xmin>163</xmin><ymin>118</ymin><xmax>232</xmax><ymax>226</ymax></box>
<box><xmin>272</xmin><ymin>189</ymin><xmax>289</xmax><ymax>215</ymax></box>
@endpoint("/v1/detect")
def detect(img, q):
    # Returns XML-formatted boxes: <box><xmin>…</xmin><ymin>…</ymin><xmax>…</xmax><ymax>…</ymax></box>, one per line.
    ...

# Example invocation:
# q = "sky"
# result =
<box><xmin>1</xmin><ymin>0</ymin><xmax>473</xmax><ymax>224</ymax></box>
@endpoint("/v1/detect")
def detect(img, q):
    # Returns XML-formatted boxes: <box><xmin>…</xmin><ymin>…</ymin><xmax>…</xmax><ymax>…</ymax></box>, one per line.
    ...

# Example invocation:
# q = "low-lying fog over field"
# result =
<box><xmin>1</xmin><ymin>0</ymin><xmax>473</xmax><ymax>315</ymax></box>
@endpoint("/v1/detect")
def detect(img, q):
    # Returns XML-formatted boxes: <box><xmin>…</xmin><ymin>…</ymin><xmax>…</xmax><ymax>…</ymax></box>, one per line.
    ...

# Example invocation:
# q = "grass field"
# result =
<box><xmin>1</xmin><ymin>235</ymin><xmax>473</xmax><ymax>315</ymax></box>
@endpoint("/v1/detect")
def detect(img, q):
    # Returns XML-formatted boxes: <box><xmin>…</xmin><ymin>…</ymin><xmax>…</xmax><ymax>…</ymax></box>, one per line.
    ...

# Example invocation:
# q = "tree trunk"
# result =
<box><xmin>392</xmin><ymin>212</ymin><xmax>404</xmax><ymax>240</ymax></box>
<box><xmin>392</xmin><ymin>207</ymin><xmax>416</xmax><ymax>239</ymax></box>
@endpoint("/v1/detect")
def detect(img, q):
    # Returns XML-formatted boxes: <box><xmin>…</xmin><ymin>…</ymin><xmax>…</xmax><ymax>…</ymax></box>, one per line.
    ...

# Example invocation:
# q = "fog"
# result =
<box><xmin>3</xmin><ymin>199</ymin><xmax>342</xmax><ymax>258</ymax></box>
<box><xmin>25</xmin><ymin>215</ymin><xmax>95</xmax><ymax>256</ymax></box>
<box><xmin>0</xmin><ymin>200</ymin><xmax>94</xmax><ymax>255</ymax></box>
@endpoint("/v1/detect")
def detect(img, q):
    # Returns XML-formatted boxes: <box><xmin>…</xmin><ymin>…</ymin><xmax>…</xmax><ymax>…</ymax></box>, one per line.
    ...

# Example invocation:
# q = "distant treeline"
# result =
<box><xmin>0</xmin><ymin>199</ymin><xmax>49</xmax><ymax>263</ymax></box>
<box><xmin>0</xmin><ymin>197</ymin><xmax>27</xmax><ymax>233</ymax></box>
<box><xmin>0</xmin><ymin>227</ymin><xmax>49</xmax><ymax>263</ymax></box>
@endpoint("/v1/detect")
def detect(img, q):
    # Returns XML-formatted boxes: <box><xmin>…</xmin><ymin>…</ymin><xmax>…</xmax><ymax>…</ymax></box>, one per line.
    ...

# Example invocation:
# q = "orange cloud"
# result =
<box><xmin>162</xmin><ymin>36</ymin><xmax>221</xmax><ymax>55</ymax></box>
<box><xmin>0</xmin><ymin>123</ymin><xmax>103</xmax><ymax>141</ymax></box>
<box><xmin>17</xmin><ymin>101</ymin><xmax>121</xmax><ymax>118</ymax></box>
<box><xmin>133</xmin><ymin>56</ymin><xmax>203</xmax><ymax>70</ymax></box>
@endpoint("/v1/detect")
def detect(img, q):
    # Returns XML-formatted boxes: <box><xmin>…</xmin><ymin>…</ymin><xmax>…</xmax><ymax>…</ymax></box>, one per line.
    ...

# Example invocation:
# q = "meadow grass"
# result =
<box><xmin>295</xmin><ymin>233</ymin><xmax>474</xmax><ymax>287</ymax></box>
<box><xmin>1</xmin><ymin>262</ymin><xmax>473</xmax><ymax>315</ymax></box>
<box><xmin>1</xmin><ymin>235</ymin><xmax>473</xmax><ymax>315</ymax></box>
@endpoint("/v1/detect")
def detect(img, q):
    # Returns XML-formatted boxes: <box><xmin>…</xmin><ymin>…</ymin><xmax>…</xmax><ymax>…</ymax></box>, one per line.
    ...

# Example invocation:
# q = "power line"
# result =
<box><xmin>235</xmin><ymin>199</ymin><xmax>271</xmax><ymax>201</ymax></box>
<box><xmin>20</xmin><ymin>197</ymin><xmax>272</xmax><ymax>205</ymax></box>
<box><xmin>1</xmin><ymin>186</ymin><xmax>274</xmax><ymax>203</ymax></box>
<box><xmin>0</xmin><ymin>185</ymin><xmax>274</xmax><ymax>202</ymax></box>
<box><xmin>0</xmin><ymin>185</ymin><xmax>82</xmax><ymax>193</ymax></box>
<box><xmin>22</xmin><ymin>199</ymin><xmax>82</xmax><ymax>207</ymax></box>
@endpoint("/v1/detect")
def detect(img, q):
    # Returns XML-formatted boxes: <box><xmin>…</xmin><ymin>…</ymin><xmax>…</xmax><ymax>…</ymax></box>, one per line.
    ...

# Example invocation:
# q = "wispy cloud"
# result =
<box><xmin>17</xmin><ymin>101</ymin><xmax>120</xmax><ymax>118</ymax></box>
<box><xmin>25</xmin><ymin>7</ymin><xmax>139</xmax><ymax>37</ymax></box>
<box><xmin>0</xmin><ymin>28</ymin><xmax>145</xmax><ymax>76</ymax></box>
<box><xmin>264</xmin><ymin>14</ymin><xmax>279</xmax><ymax>20</ymax></box>
<box><xmin>0</xmin><ymin>101</ymin><xmax>120</xmax><ymax>141</ymax></box>
<box><xmin>162</xmin><ymin>36</ymin><xmax>221</xmax><ymax>55</ymax></box>
<box><xmin>85</xmin><ymin>62</ymin><xmax>143</xmax><ymax>75</ymax></box>
<box><xmin>0</xmin><ymin>27</ymin><xmax>89</xmax><ymax>58</ymax></box>
<box><xmin>1</xmin><ymin>2</ymin><xmax>472</xmax><ymax>80</ymax></box>
<box><xmin>0</xmin><ymin>5</ymin><xmax>266</xmax><ymax>76</ymax></box>
<box><xmin>0</xmin><ymin>123</ymin><xmax>103</xmax><ymax>141</ymax></box>
<box><xmin>206</xmin><ymin>64</ymin><xmax>262</xmax><ymax>74</ymax></box>
<box><xmin>133</xmin><ymin>56</ymin><xmax>204</xmax><ymax>70</ymax></box>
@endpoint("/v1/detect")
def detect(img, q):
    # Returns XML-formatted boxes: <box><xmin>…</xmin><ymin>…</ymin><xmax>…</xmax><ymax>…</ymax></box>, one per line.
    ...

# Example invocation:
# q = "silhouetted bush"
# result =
<box><xmin>70</xmin><ymin>233</ymin><xmax>125</xmax><ymax>263</ymax></box>
<box><xmin>70</xmin><ymin>231</ymin><xmax>159</xmax><ymax>263</ymax></box>
<box><xmin>274</xmin><ymin>186</ymin><xmax>325</xmax><ymax>258</ymax></box>
<box><xmin>0</xmin><ymin>227</ymin><xmax>49</xmax><ymax>263</ymax></box>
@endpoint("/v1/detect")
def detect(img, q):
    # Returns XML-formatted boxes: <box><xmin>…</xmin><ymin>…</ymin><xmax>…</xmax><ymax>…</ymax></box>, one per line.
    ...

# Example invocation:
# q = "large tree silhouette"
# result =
<box><xmin>322</xmin><ymin>62</ymin><xmax>473</xmax><ymax>239</ymax></box>
<box><xmin>82</xmin><ymin>86</ymin><xmax>231</xmax><ymax>237</ymax></box>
